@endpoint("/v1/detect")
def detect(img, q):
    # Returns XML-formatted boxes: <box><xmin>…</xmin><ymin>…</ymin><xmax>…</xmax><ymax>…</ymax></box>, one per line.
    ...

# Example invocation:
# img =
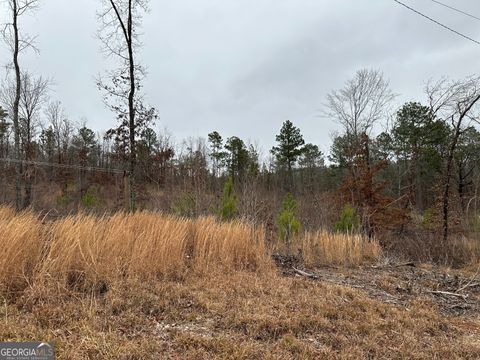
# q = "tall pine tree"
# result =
<box><xmin>271</xmin><ymin>120</ymin><xmax>305</xmax><ymax>190</ymax></box>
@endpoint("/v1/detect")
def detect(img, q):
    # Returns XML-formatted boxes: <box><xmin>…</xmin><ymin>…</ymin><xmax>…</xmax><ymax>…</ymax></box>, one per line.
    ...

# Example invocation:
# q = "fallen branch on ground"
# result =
<box><xmin>293</xmin><ymin>267</ymin><xmax>319</xmax><ymax>280</ymax></box>
<box><xmin>456</xmin><ymin>265</ymin><xmax>480</xmax><ymax>293</ymax></box>
<box><xmin>429</xmin><ymin>290</ymin><xmax>468</xmax><ymax>300</ymax></box>
<box><xmin>394</xmin><ymin>262</ymin><xmax>416</xmax><ymax>268</ymax></box>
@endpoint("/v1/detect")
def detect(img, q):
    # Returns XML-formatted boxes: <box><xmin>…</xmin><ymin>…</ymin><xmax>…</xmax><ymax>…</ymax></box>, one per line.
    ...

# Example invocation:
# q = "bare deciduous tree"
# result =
<box><xmin>325</xmin><ymin>69</ymin><xmax>396</xmax><ymax>208</ymax></box>
<box><xmin>45</xmin><ymin>100</ymin><xmax>71</xmax><ymax>163</ymax></box>
<box><xmin>19</xmin><ymin>72</ymin><xmax>49</xmax><ymax>207</ymax></box>
<box><xmin>1</xmin><ymin>0</ymin><xmax>40</xmax><ymax>209</ymax></box>
<box><xmin>0</xmin><ymin>72</ymin><xmax>48</xmax><ymax>207</ymax></box>
<box><xmin>325</xmin><ymin>69</ymin><xmax>396</xmax><ymax>138</ymax></box>
<box><xmin>426</xmin><ymin>76</ymin><xmax>480</xmax><ymax>244</ymax></box>
<box><xmin>97</xmin><ymin>0</ymin><xmax>156</xmax><ymax>211</ymax></box>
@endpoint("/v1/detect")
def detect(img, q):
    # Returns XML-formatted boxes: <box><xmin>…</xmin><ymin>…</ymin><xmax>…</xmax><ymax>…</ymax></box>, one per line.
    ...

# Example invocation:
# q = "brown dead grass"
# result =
<box><xmin>192</xmin><ymin>217</ymin><xmax>267</xmax><ymax>272</ymax></box>
<box><xmin>2</xmin><ymin>271</ymin><xmax>479</xmax><ymax>359</ymax></box>
<box><xmin>0</xmin><ymin>209</ymin><xmax>44</xmax><ymax>292</ymax></box>
<box><xmin>300</xmin><ymin>230</ymin><xmax>381</xmax><ymax>267</ymax></box>
<box><xmin>1</xmin><ymin>208</ymin><xmax>479</xmax><ymax>358</ymax></box>
<box><xmin>451</xmin><ymin>236</ymin><xmax>480</xmax><ymax>268</ymax></box>
<box><xmin>0</xmin><ymin>208</ymin><xmax>270</xmax><ymax>293</ymax></box>
<box><xmin>0</xmin><ymin>207</ymin><xmax>380</xmax><ymax>294</ymax></box>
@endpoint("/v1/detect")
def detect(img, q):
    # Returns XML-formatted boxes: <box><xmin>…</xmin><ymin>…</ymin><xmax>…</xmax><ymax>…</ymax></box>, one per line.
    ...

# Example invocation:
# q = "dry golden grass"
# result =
<box><xmin>39</xmin><ymin>212</ymin><xmax>193</xmax><ymax>287</ymax></box>
<box><xmin>0</xmin><ymin>208</ymin><xmax>271</xmax><ymax>292</ymax></box>
<box><xmin>0</xmin><ymin>207</ymin><xmax>384</xmax><ymax>293</ymax></box>
<box><xmin>300</xmin><ymin>230</ymin><xmax>381</xmax><ymax>267</ymax></box>
<box><xmin>192</xmin><ymin>217</ymin><xmax>268</xmax><ymax>272</ymax></box>
<box><xmin>451</xmin><ymin>236</ymin><xmax>480</xmax><ymax>268</ymax></box>
<box><xmin>1</xmin><ymin>208</ymin><xmax>480</xmax><ymax>358</ymax></box>
<box><xmin>2</xmin><ymin>271</ymin><xmax>479</xmax><ymax>359</ymax></box>
<box><xmin>0</xmin><ymin>208</ymin><xmax>43</xmax><ymax>292</ymax></box>
<box><xmin>0</xmin><ymin>205</ymin><xmax>16</xmax><ymax>220</ymax></box>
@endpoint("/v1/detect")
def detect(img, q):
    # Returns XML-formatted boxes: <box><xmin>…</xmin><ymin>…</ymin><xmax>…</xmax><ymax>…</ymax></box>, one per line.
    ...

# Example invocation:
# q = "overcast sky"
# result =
<box><xmin>1</xmin><ymin>0</ymin><xmax>480</xmax><ymax>156</ymax></box>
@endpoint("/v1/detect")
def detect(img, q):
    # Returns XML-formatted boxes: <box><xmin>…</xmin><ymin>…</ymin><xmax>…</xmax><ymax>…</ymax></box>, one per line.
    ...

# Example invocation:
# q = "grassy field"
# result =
<box><xmin>1</xmin><ymin>207</ymin><xmax>479</xmax><ymax>359</ymax></box>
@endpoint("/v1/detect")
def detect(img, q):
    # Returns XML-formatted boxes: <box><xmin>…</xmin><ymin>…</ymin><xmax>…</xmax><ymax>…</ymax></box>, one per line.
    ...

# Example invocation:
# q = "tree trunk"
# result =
<box><xmin>443</xmin><ymin>137</ymin><xmax>457</xmax><ymax>244</ymax></box>
<box><xmin>12</xmin><ymin>0</ymin><xmax>22</xmax><ymax>210</ymax></box>
<box><xmin>442</xmin><ymin>95</ymin><xmax>480</xmax><ymax>242</ymax></box>
<box><xmin>127</xmin><ymin>0</ymin><xmax>136</xmax><ymax>211</ymax></box>
<box><xmin>286</xmin><ymin>161</ymin><xmax>293</xmax><ymax>192</ymax></box>
<box><xmin>23</xmin><ymin>121</ymin><xmax>34</xmax><ymax>208</ymax></box>
<box><xmin>23</xmin><ymin>142</ymin><xmax>33</xmax><ymax>208</ymax></box>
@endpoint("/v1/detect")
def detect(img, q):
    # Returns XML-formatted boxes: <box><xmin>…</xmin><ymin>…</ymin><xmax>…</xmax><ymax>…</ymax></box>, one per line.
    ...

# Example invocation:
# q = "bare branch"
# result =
<box><xmin>324</xmin><ymin>69</ymin><xmax>396</xmax><ymax>137</ymax></box>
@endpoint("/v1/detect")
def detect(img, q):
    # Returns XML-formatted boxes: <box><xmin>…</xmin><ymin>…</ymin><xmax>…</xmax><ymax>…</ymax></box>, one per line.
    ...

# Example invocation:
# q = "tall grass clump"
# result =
<box><xmin>0</xmin><ymin>206</ymin><xmax>383</xmax><ymax>293</ymax></box>
<box><xmin>38</xmin><ymin>214</ymin><xmax>109</xmax><ymax>289</ymax></box>
<box><xmin>0</xmin><ymin>208</ymin><xmax>271</xmax><ymax>292</ymax></box>
<box><xmin>0</xmin><ymin>206</ymin><xmax>16</xmax><ymax>221</ymax></box>
<box><xmin>300</xmin><ymin>230</ymin><xmax>381</xmax><ymax>267</ymax></box>
<box><xmin>447</xmin><ymin>236</ymin><xmax>480</xmax><ymax>268</ymax></box>
<box><xmin>192</xmin><ymin>217</ymin><xmax>268</xmax><ymax>271</ymax></box>
<box><xmin>0</xmin><ymin>208</ymin><xmax>44</xmax><ymax>292</ymax></box>
<box><xmin>39</xmin><ymin>212</ymin><xmax>193</xmax><ymax>288</ymax></box>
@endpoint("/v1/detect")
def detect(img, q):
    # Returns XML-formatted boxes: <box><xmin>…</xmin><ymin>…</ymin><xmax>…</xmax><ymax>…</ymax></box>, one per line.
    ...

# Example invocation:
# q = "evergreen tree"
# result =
<box><xmin>329</xmin><ymin>133</ymin><xmax>359</xmax><ymax>168</ymax></box>
<box><xmin>299</xmin><ymin>143</ymin><xmax>324</xmax><ymax>169</ymax></box>
<box><xmin>277</xmin><ymin>193</ymin><xmax>301</xmax><ymax>253</ymax></box>
<box><xmin>208</xmin><ymin>131</ymin><xmax>227</xmax><ymax>177</ymax></box>
<box><xmin>271</xmin><ymin>120</ymin><xmax>305</xmax><ymax>190</ymax></box>
<box><xmin>73</xmin><ymin>126</ymin><xmax>98</xmax><ymax>165</ymax></box>
<box><xmin>218</xmin><ymin>177</ymin><xmax>237</xmax><ymax>221</ymax></box>
<box><xmin>299</xmin><ymin>143</ymin><xmax>324</xmax><ymax>192</ymax></box>
<box><xmin>246</xmin><ymin>144</ymin><xmax>260</xmax><ymax>178</ymax></box>
<box><xmin>137</xmin><ymin>127</ymin><xmax>159</xmax><ymax>178</ymax></box>
<box><xmin>40</xmin><ymin>127</ymin><xmax>55</xmax><ymax>170</ymax></box>
<box><xmin>335</xmin><ymin>204</ymin><xmax>360</xmax><ymax>233</ymax></box>
<box><xmin>138</xmin><ymin>128</ymin><xmax>159</xmax><ymax>156</ymax></box>
<box><xmin>225</xmin><ymin>136</ymin><xmax>249</xmax><ymax>183</ymax></box>
<box><xmin>390</xmin><ymin>102</ymin><xmax>450</xmax><ymax>209</ymax></box>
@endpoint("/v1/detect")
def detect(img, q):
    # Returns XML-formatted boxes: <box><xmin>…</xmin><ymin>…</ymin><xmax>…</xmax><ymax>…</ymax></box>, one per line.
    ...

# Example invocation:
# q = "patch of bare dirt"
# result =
<box><xmin>273</xmin><ymin>254</ymin><xmax>480</xmax><ymax>316</ymax></box>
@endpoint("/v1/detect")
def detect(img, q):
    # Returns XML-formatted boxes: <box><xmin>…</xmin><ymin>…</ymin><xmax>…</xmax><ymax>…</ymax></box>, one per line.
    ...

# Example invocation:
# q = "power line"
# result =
<box><xmin>429</xmin><ymin>0</ymin><xmax>480</xmax><ymax>22</ymax></box>
<box><xmin>0</xmin><ymin>158</ymin><xmax>126</xmax><ymax>174</ymax></box>
<box><xmin>392</xmin><ymin>0</ymin><xmax>480</xmax><ymax>46</ymax></box>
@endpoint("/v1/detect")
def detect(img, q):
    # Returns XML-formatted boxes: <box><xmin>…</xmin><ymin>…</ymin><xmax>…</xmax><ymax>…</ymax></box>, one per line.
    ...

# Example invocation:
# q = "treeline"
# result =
<box><xmin>2</xmin><ymin>71</ymin><xmax>480</xmax><ymax>241</ymax></box>
<box><xmin>2</xmin><ymin>1</ymin><xmax>480</xmax><ymax>255</ymax></box>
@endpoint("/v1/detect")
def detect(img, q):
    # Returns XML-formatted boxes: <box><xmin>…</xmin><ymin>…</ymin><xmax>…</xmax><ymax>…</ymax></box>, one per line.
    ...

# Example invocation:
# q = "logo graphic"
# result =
<box><xmin>0</xmin><ymin>342</ymin><xmax>55</xmax><ymax>360</ymax></box>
